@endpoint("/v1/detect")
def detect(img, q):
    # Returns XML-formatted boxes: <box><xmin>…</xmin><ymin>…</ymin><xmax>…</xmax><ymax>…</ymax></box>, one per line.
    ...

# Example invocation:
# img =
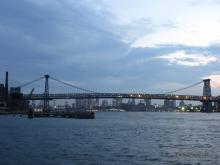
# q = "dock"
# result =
<box><xmin>31</xmin><ymin>111</ymin><xmax>95</xmax><ymax>119</ymax></box>
<box><xmin>0</xmin><ymin>111</ymin><xmax>95</xmax><ymax>119</ymax></box>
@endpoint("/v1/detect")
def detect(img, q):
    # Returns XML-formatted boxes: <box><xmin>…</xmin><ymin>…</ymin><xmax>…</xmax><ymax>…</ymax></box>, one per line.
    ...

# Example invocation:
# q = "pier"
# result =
<box><xmin>0</xmin><ymin>111</ymin><xmax>95</xmax><ymax>119</ymax></box>
<box><xmin>30</xmin><ymin>111</ymin><xmax>95</xmax><ymax>119</ymax></box>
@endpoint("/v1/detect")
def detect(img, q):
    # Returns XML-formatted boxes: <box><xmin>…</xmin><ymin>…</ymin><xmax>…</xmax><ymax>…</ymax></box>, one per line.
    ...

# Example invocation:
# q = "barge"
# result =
<box><xmin>0</xmin><ymin>110</ymin><xmax>95</xmax><ymax>119</ymax></box>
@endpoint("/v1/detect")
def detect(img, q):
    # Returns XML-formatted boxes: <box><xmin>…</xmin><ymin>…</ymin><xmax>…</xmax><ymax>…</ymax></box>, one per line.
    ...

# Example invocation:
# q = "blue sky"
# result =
<box><xmin>0</xmin><ymin>0</ymin><xmax>220</xmax><ymax>95</ymax></box>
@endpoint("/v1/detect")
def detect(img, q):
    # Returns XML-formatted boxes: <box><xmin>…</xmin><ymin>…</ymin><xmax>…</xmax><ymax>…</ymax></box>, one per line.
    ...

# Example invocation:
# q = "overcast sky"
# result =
<box><xmin>0</xmin><ymin>0</ymin><xmax>220</xmax><ymax>95</ymax></box>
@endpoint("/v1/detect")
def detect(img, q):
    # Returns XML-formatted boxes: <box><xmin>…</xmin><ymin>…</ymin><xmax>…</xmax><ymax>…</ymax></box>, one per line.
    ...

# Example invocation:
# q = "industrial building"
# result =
<box><xmin>0</xmin><ymin>71</ymin><xmax>27</xmax><ymax>111</ymax></box>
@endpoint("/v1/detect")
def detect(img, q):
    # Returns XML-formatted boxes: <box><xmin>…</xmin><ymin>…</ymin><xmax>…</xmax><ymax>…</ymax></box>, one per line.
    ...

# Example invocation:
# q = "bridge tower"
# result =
<box><xmin>201</xmin><ymin>79</ymin><xmax>212</xmax><ymax>112</ymax></box>
<box><xmin>43</xmin><ymin>74</ymin><xmax>50</xmax><ymax>112</ymax></box>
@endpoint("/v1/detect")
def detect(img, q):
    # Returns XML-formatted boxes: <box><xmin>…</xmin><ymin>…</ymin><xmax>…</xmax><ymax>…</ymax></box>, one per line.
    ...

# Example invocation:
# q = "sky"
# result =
<box><xmin>0</xmin><ymin>0</ymin><xmax>220</xmax><ymax>96</ymax></box>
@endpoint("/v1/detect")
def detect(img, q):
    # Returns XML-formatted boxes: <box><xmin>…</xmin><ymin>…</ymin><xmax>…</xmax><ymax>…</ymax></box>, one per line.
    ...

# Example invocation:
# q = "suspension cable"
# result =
<box><xmin>50</xmin><ymin>76</ymin><xmax>96</xmax><ymax>93</ymax></box>
<box><xmin>17</xmin><ymin>76</ymin><xmax>44</xmax><ymax>88</ymax></box>
<box><xmin>163</xmin><ymin>81</ymin><xmax>203</xmax><ymax>94</ymax></box>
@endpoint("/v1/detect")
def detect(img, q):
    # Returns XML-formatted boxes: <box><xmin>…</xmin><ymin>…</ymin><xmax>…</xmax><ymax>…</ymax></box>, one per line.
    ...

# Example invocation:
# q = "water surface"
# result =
<box><xmin>0</xmin><ymin>112</ymin><xmax>220</xmax><ymax>165</ymax></box>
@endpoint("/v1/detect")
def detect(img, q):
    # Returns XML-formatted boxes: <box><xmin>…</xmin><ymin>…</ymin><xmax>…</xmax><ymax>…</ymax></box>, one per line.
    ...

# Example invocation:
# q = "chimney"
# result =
<box><xmin>5</xmin><ymin>71</ymin><xmax>8</xmax><ymax>102</ymax></box>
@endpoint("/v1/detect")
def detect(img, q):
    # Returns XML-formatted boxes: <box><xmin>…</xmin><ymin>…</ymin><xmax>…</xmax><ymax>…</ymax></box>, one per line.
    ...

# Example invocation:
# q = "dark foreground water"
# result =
<box><xmin>0</xmin><ymin>112</ymin><xmax>220</xmax><ymax>165</ymax></box>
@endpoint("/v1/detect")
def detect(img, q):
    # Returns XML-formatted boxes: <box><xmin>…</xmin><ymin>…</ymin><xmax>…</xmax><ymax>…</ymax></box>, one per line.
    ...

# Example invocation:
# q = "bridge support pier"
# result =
<box><xmin>201</xmin><ymin>101</ymin><xmax>212</xmax><ymax>112</ymax></box>
<box><xmin>201</xmin><ymin>79</ymin><xmax>213</xmax><ymax>113</ymax></box>
<box><xmin>43</xmin><ymin>74</ymin><xmax>50</xmax><ymax>112</ymax></box>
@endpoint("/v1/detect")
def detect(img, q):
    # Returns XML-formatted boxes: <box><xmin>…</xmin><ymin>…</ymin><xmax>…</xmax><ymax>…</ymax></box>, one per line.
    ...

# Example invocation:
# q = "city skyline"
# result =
<box><xmin>1</xmin><ymin>2</ymin><xmax>220</xmax><ymax>164</ymax></box>
<box><xmin>0</xmin><ymin>0</ymin><xmax>220</xmax><ymax>95</ymax></box>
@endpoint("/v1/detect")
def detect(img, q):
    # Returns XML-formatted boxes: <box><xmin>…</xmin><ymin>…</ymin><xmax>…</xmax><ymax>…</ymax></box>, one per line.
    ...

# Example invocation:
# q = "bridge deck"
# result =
<box><xmin>23</xmin><ymin>93</ymin><xmax>217</xmax><ymax>101</ymax></box>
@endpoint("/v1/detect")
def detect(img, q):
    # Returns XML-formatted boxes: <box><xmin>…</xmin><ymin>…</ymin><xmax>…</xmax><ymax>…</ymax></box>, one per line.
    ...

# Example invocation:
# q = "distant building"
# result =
<box><xmin>75</xmin><ymin>99</ymin><xmax>86</xmax><ymax>110</ymax></box>
<box><xmin>164</xmin><ymin>99</ymin><xmax>176</xmax><ymax>109</ymax></box>
<box><xmin>0</xmin><ymin>84</ymin><xmax>4</xmax><ymax>101</ymax></box>
<box><xmin>95</xmin><ymin>98</ymin><xmax>99</xmax><ymax>106</ymax></box>
<box><xmin>145</xmin><ymin>99</ymin><xmax>151</xmax><ymax>108</ymax></box>
<box><xmin>9</xmin><ymin>86</ymin><xmax>26</xmax><ymax>111</ymax></box>
<box><xmin>137</xmin><ymin>102</ymin><xmax>146</xmax><ymax>111</ymax></box>
<box><xmin>0</xmin><ymin>84</ymin><xmax>6</xmax><ymax>110</ymax></box>
<box><xmin>179</xmin><ymin>100</ymin><xmax>185</xmax><ymax>107</ymax></box>
<box><xmin>64</xmin><ymin>101</ymin><xmax>71</xmax><ymax>110</ymax></box>
<box><xmin>75</xmin><ymin>99</ymin><xmax>96</xmax><ymax>110</ymax></box>
<box><xmin>112</xmin><ymin>98</ymin><xmax>122</xmax><ymax>107</ymax></box>
<box><xmin>90</xmin><ymin>99</ymin><xmax>98</xmax><ymax>109</ymax></box>
<box><xmin>112</xmin><ymin>99</ymin><xmax>116</xmax><ymax>107</ymax></box>
<box><xmin>214</xmin><ymin>102</ymin><xmax>220</xmax><ymax>112</ymax></box>
<box><xmin>52</xmin><ymin>100</ymin><xmax>56</xmax><ymax>109</ymax></box>
<box><xmin>131</xmin><ymin>98</ymin><xmax>135</xmax><ymax>105</ymax></box>
<box><xmin>102</xmin><ymin>99</ymin><xmax>108</xmax><ymax>107</ymax></box>
<box><xmin>10</xmin><ymin>87</ymin><xmax>21</xmax><ymax>93</ymax></box>
<box><xmin>72</xmin><ymin>103</ymin><xmax>75</xmax><ymax>108</ymax></box>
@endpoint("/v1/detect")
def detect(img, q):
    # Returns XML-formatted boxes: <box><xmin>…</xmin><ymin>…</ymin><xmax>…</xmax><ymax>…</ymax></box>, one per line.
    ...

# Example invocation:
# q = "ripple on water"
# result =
<box><xmin>0</xmin><ymin>113</ymin><xmax>220</xmax><ymax>164</ymax></box>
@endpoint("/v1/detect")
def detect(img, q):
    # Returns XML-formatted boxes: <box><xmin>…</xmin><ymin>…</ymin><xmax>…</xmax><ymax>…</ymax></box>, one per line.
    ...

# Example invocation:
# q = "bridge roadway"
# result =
<box><xmin>23</xmin><ymin>93</ymin><xmax>218</xmax><ymax>102</ymax></box>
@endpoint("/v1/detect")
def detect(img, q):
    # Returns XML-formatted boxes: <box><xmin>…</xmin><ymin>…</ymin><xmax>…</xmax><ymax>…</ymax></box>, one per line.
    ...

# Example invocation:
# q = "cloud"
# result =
<box><xmin>1</xmin><ymin>0</ymin><xmax>220</xmax><ymax>94</ymax></box>
<box><xmin>203</xmin><ymin>74</ymin><xmax>220</xmax><ymax>88</ymax></box>
<box><xmin>126</xmin><ymin>0</ymin><xmax>220</xmax><ymax>48</ymax></box>
<box><xmin>0</xmin><ymin>0</ymin><xmax>128</xmax><ymax>84</ymax></box>
<box><xmin>131</xmin><ymin>22</ymin><xmax>220</xmax><ymax>48</ymax></box>
<box><xmin>116</xmin><ymin>18</ymin><xmax>156</xmax><ymax>44</ymax></box>
<box><xmin>156</xmin><ymin>51</ymin><xmax>218</xmax><ymax>67</ymax></box>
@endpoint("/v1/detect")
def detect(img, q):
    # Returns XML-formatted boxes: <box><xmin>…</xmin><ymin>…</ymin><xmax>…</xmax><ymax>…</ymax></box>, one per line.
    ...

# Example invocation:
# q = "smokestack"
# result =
<box><xmin>5</xmin><ymin>71</ymin><xmax>8</xmax><ymax>102</ymax></box>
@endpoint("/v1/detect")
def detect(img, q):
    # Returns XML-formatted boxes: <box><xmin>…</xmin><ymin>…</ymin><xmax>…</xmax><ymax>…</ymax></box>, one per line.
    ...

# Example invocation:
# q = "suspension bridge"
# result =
<box><xmin>15</xmin><ymin>74</ymin><xmax>219</xmax><ymax>113</ymax></box>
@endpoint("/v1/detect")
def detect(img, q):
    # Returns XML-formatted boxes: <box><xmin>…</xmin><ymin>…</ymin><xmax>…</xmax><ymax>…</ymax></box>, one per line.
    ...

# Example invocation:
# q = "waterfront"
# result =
<box><xmin>0</xmin><ymin>112</ymin><xmax>220</xmax><ymax>164</ymax></box>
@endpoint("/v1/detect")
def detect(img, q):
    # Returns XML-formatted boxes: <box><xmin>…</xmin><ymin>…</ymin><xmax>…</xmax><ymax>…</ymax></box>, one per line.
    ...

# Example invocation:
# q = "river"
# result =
<box><xmin>0</xmin><ymin>112</ymin><xmax>220</xmax><ymax>165</ymax></box>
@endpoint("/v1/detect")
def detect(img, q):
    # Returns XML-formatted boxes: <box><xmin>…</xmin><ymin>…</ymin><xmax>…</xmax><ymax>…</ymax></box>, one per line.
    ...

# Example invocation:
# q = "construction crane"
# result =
<box><xmin>29</xmin><ymin>88</ymin><xmax>35</xmax><ymax>98</ymax></box>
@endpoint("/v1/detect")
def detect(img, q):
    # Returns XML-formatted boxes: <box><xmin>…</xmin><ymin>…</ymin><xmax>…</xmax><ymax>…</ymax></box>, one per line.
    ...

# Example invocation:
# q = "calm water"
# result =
<box><xmin>0</xmin><ymin>112</ymin><xmax>220</xmax><ymax>165</ymax></box>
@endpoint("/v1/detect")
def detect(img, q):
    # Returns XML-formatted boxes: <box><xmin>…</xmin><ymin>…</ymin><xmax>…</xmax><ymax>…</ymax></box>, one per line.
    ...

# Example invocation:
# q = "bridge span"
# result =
<box><xmin>24</xmin><ymin>93</ymin><xmax>216</xmax><ymax>102</ymax></box>
<box><xmin>15</xmin><ymin>74</ymin><xmax>219</xmax><ymax>112</ymax></box>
